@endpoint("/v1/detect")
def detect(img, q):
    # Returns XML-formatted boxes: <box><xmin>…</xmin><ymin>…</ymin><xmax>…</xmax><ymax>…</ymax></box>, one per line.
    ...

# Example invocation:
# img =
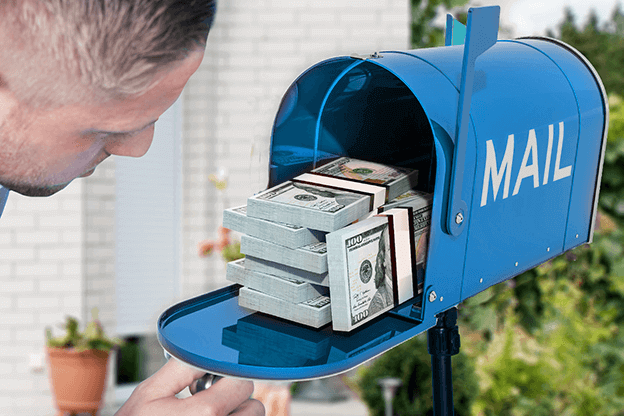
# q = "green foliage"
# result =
<box><xmin>117</xmin><ymin>339</ymin><xmax>143</xmax><ymax>384</ymax></box>
<box><xmin>410</xmin><ymin>0</ymin><xmax>468</xmax><ymax>48</ymax></box>
<box><xmin>222</xmin><ymin>241</ymin><xmax>244</xmax><ymax>263</ymax></box>
<box><xmin>469</xmin><ymin>278</ymin><xmax>623</xmax><ymax>415</ymax></box>
<box><xmin>356</xmin><ymin>334</ymin><xmax>479</xmax><ymax>416</ymax></box>
<box><xmin>548</xmin><ymin>6</ymin><xmax>624</xmax><ymax>98</ymax></box>
<box><xmin>46</xmin><ymin>308</ymin><xmax>124</xmax><ymax>352</ymax></box>
<box><xmin>602</xmin><ymin>94</ymin><xmax>624</xmax><ymax>221</ymax></box>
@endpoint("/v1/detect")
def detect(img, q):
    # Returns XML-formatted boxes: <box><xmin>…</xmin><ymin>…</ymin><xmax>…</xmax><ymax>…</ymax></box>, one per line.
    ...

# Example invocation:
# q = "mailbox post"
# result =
<box><xmin>428</xmin><ymin>308</ymin><xmax>460</xmax><ymax>416</ymax></box>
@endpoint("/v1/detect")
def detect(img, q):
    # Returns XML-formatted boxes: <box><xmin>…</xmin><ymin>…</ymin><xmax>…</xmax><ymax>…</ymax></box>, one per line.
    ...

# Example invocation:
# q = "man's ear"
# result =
<box><xmin>0</xmin><ymin>74</ymin><xmax>19</xmax><ymax>121</ymax></box>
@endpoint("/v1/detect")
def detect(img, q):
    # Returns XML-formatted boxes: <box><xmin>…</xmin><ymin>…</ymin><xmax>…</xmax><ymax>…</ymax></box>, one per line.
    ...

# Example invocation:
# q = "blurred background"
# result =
<box><xmin>1</xmin><ymin>0</ymin><xmax>623</xmax><ymax>415</ymax></box>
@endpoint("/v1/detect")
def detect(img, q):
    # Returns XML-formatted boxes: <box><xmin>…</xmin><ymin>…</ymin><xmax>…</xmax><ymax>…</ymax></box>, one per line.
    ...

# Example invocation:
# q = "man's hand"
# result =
<box><xmin>115</xmin><ymin>358</ymin><xmax>265</xmax><ymax>416</ymax></box>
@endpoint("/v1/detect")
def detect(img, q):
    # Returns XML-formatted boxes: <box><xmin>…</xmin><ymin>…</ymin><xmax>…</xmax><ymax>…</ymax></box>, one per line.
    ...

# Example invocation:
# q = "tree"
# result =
<box><xmin>547</xmin><ymin>5</ymin><xmax>624</xmax><ymax>99</ymax></box>
<box><xmin>410</xmin><ymin>0</ymin><xmax>468</xmax><ymax>48</ymax></box>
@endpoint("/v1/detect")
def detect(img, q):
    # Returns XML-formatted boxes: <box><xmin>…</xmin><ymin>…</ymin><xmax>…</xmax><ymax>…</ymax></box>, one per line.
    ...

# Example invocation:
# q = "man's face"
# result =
<box><xmin>0</xmin><ymin>49</ymin><xmax>204</xmax><ymax>197</ymax></box>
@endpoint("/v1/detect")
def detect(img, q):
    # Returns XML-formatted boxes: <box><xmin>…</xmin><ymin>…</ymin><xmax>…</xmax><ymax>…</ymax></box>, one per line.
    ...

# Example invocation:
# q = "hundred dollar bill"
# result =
<box><xmin>246</xmin><ymin>181</ymin><xmax>372</xmax><ymax>232</ymax></box>
<box><xmin>240</xmin><ymin>235</ymin><xmax>328</xmax><ymax>274</ymax></box>
<box><xmin>223</xmin><ymin>205</ymin><xmax>326</xmax><ymax>249</ymax></box>
<box><xmin>226</xmin><ymin>258</ymin><xmax>328</xmax><ymax>303</ymax></box>
<box><xmin>238</xmin><ymin>286</ymin><xmax>331</xmax><ymax>329</ymax></box>
<box><xmin>307</xmin><ymin>157</ymin><xmax>419</xmax><ymax>202</ymax></box>
<box><xmin>326</xmin><ymin>216</ymin><xmax>397</xmax><ymax>332</ymax></box>
<box><xmin>244</xmin><ymin>255</ymin><xmax>329</xmax><ymax>287</ymax></box>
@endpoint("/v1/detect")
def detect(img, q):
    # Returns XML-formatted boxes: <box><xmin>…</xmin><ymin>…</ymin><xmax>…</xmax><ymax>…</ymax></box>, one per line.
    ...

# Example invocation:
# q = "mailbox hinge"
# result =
<box><xmin>350</xmin><ymin>51</ymin><xmax>384</xmax><ymax>60</ymax></box>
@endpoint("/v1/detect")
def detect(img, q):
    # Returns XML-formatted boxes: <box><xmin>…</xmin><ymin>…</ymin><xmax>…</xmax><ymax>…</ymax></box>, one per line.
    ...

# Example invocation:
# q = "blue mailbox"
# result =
<box><xmin>157</xmin><ymin>6</ymin><xmax>608</xmax><ymax>383</ymax></box>
<box><xmin>268</xmin><ymin>15</ymin><xmax>608</xmax><ymax>319</ymax></box>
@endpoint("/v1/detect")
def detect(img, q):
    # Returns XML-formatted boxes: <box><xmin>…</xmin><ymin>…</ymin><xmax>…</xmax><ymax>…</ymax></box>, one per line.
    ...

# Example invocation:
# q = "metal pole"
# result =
<box><xmin>427</xmin><ymin>307</ymin><xmax>460</xmax><ymax>416</ymax></box>
<box><xmin>377</xmin><ymin>377</ymin><xmax>402</xmax><ymax>416</ymax></box>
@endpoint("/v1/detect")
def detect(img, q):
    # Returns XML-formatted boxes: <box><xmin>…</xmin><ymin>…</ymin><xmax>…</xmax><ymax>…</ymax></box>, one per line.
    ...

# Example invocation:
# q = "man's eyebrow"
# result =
<box><xmin>87</xmin><ymin>119</ymin><xmax>159</xmax><ymax>135</ymax></box>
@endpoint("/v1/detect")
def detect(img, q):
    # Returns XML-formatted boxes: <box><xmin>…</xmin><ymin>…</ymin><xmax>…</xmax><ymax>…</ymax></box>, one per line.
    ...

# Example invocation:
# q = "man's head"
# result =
<box><xmin>0</xmin><ymin>0</ymin><xmax>215</xmax><ymax>196</ymax></box>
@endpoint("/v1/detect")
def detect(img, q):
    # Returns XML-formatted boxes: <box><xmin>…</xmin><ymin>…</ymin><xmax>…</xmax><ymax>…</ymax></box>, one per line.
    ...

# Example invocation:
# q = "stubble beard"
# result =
<box><xmin>0</xmin><ymin>105</ymin><xmax>70</xmax><ymax>197</ymax></box>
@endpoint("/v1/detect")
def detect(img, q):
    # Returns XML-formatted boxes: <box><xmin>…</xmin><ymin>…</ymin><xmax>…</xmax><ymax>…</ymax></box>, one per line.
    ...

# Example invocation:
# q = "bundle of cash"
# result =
<box><xmin>240</xmin><ymin>235</ymin><xmax>328</xmax><ymax>274</ymax></box>
<box><xmin>246</xmin><ymin>181</ymin><xmax>373</xmax><ymax>233</ymax></box>
<box><xmin>326</xmin><ymin>215</ymin><xmax>398</xmax><ymax>332</ymax></box>
<box><xmin>324</xmin><ymin>189</ymin><xmax>431</xmax><ymax>331</ymax></box>
<box><xmin>244</xmin><ymin>256</ymin><xmax>329</xmax><ymax>287</ymax></box>
<box><xmin>227</xmin><ymin>258</ymin><xmax>328</xmax><ymax>303</ymax></box>
<box><xmin>377</xmin><ymin>208</ymin><xmax>417</xmax><ymax>304</ymax></box>
<box><xmin>222</xmin><ymin>156</ymin><xmax>428</xmax><ymax>332</ymax></box>
<box><xmin>238</xmin><ymin>286</ymin><xmax>331</xmax><ymax>328</ymax></box>
<box><xmin>379</xmin><ymin>190</ymin><xmax>433</xmax><ymax>270</ymax></box>
<box><xmin>247</xmin><ymin>157</ymin><xmax>419</xmax><ymax>232</ymax></box>
<box><xmin>223</xmin><ymin>205</ymin><xmax>325</xmax><ymax>249</ymax></box>
<box><xmin>304</xmin><ymin>157</ymin><xmax>419</xmax><ymax>202</ymax></box>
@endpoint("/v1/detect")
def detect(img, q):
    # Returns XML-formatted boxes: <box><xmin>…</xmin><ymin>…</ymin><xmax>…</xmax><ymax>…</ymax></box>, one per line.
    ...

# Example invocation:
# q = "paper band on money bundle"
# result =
<box><xmin>240</xmin><ymin>235</ymin><xmax>328</xmax><ymax>274</ymax></box>
<box><xmin>238</xmin><ymin>286</ymin><xmax>331</xmax><ymax>328</ymax></box>
<box><xmin>226</xmin><ymin>258</ymin><xmax>328</xmax><ymax>303</ymax></box>
<box><xmin>327</xmin><ymin>215</ymin><xmax>404</xmax><ymax>332</ymax></box>
<box><xmin>223</xmin><ymin>205</ymin><xmax>326</xmax><ymax>249</ymax></box>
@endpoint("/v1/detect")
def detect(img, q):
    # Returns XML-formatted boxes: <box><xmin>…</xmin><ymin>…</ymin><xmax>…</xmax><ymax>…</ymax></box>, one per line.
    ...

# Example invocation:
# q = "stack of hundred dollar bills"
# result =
<box><xmin>223</xmin><ymin>156</ymin><xmax>431</xmax><ymax>331</ymax></box>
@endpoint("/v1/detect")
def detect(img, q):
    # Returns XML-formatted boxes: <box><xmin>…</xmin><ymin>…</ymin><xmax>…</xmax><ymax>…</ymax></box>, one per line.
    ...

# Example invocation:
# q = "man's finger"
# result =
<box><xmin>189</xmin><ymin>377</ymin><xmax>255</xmax><ymax>415</ymax></box>
<box><xmin>142</xmin><ymin>358</ymin><xmax>207</xmax><ymax>398</ymax></box>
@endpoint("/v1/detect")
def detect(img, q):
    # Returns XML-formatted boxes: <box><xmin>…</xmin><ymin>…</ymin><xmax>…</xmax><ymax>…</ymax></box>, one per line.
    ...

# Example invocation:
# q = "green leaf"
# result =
<box><xmin>467</xmin><ymin>286</ymin><xmax>496</xmax><ymax>305</ymax></box>
<box><xmin>471</xmin><ymin>305</ymin><xmax>498</xmax><ymax>333</ymax></box>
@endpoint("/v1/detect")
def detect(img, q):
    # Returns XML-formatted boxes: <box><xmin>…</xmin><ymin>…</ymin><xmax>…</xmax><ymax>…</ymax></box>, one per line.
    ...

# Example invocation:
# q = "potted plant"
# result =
<box><xmin>46</xmin><ymin>308</ymin><xmax>123</xmax><ymax>416</ymax></box>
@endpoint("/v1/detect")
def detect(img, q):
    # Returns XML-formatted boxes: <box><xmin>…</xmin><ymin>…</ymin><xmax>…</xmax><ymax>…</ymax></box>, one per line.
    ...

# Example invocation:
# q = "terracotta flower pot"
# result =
<box><xmin>46</xmin><ymin>347</ymin><xmax>111</xmax><ymax>416</ymax></box>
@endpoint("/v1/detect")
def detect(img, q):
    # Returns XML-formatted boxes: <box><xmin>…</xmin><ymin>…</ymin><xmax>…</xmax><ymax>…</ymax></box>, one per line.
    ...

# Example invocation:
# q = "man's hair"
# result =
<box><xmin>0</xmin><ymin>0</ymin><xmax>216</xmax><ymax>108</ymax></box>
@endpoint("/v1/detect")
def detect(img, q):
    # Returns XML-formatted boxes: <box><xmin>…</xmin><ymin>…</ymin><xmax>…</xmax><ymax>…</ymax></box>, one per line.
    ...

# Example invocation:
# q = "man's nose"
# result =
<box><xmin>104</xmin><ymin>126</ymin><xmax>155</xmax><ymax>158</ymax></box>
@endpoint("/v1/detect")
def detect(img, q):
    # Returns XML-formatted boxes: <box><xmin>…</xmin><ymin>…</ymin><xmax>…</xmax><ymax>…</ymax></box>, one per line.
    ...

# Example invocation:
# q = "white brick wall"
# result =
<box><xmin>0</xmin><ymin>1</ymin><xmax>409</xmax><ymax>415</ymax></box>
<box><xmin>0</xmin><ymin>181</ymin><xmax>84</xmax><ymax>416</ymax></box>
<box><xmin>183</xmin><ymin>0</ymin><xmax>410</xmax><ymax>294</ymax></box>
